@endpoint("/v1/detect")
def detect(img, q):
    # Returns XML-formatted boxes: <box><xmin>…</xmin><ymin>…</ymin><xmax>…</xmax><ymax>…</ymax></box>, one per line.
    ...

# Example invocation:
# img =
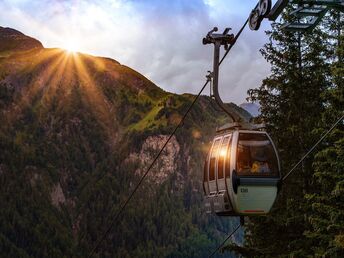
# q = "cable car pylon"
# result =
<box><xmin>248</xmin><ymin>0</ymin><xmax>344</xmax><ymax>32</ymax></box>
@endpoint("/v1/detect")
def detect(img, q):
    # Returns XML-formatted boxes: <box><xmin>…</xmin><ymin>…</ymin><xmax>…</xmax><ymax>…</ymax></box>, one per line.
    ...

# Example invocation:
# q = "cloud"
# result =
<box><xmin>0</xmin><ymin>0</ymin><xmax>272</xmax><ymax>104</ymax></box>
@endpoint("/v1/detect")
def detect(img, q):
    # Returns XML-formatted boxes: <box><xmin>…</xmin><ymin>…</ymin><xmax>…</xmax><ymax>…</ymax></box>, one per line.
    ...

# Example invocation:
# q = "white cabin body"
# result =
<box><xmin>204</xmin><ymin>124</ymin><xmax>281</xmax><ymax>216</ymax></box>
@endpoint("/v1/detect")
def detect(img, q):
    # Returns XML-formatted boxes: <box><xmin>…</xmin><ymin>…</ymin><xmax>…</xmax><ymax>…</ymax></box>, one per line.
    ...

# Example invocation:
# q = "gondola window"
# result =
<box><xmin>236</xmin><ymin>133</ymin><xmax>278</xmax><ymax>177</ymax></box>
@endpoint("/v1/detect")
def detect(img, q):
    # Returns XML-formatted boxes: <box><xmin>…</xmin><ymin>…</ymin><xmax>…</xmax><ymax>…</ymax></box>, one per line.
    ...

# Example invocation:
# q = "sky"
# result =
<box><xmin>0</xmin><ymin>0</ymin><xmax>275</xmax><ymax>104</ymax></box>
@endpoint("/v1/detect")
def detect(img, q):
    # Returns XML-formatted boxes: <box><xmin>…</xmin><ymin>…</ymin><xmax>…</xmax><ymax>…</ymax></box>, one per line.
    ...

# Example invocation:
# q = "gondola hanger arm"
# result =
<box><xmin>203</xmin><ymin>27</ymin><xmax>243</xmax><ymax>123</ymax></box>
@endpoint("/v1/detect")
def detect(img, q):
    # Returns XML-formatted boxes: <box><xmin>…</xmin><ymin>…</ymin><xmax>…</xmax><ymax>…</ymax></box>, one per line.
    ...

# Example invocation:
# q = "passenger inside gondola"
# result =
<box><xmin>251</xmin><ymin>148</ymin><xmax>270</xmax><ymax>173</ymax></box>
<box><xmin>251</xmin><ymin>161</ymin><xmax>270</xmax><ymax>173</ymax></box>
<box><xmin>237</xmin><ymin>133</ymin><xmax>278</xmax><ymax>176</ymax></box>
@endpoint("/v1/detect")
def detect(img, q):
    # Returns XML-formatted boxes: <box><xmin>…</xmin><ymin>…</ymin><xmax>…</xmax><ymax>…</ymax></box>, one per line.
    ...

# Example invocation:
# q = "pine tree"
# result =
<box><xmin>229</xmin><ymin>7</ymin><xmax>335</xmax><ymax>257</ymax></box>
<box><xmin>304</xmin><ymin>12</ymin><xmax>344</xmax><ymax>257</ymax></box>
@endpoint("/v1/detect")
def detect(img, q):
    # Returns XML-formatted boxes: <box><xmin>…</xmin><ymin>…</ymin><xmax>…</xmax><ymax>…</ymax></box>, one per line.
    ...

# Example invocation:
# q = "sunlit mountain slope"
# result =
<box><xmin>0</xmin><ymin>27</ymin><xmax>250</xmax><ymax>257</ymax></box>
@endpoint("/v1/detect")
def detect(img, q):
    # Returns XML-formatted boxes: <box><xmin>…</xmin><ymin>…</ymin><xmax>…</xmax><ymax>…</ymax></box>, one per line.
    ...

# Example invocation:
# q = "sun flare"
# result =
<box><xmin>63</xmin><ymin>40</ymin><xmax>79</xmax><ymax>53</ymax></box>
<box><xmin>219</xmin><ymin>148</ymin><xmax>227</xmax><ymax>157</ymax></box>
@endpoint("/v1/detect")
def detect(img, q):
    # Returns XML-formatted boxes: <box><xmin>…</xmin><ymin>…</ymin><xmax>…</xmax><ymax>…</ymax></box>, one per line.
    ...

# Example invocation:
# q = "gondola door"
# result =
<box><xmin>208</xmin><ymin>137</ymin><xmax>221</xmax><ymax>195</ymax></box>
<box><xmin>204</xmin><ymin>134</ymin><xmax>236</xmax><ymax>215</ymax></box>
<box><xmin>217</xmin><ymin>135</ymin><xmax>231</xmax><ymax>192</ymax></box>
<box><xmin>214</xmin><ymin>134</ymin><xmax>234</xmax><ymax>214</ymax></box>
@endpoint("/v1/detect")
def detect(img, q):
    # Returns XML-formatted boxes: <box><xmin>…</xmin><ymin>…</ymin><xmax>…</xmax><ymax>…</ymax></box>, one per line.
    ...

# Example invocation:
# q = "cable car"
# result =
<box><xmin>202</xmin><ymin>27</ymin><xmax>281</xmax><ymax>217</ymax></box>
<box><xmin>203</xmin><ymin>122</ymin><xmax>281</xmax><ymax>216</ymax></box>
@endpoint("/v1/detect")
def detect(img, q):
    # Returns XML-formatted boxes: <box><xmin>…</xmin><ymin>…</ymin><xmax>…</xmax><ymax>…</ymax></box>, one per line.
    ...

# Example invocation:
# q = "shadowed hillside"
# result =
<box><xmin>0</xmin><ymin>27</ymin><xmax>43</xmax><ymax>54</ymax></box>
<box><xmin>0</xmin><ymin>27</ymin><xmax>250</xmax><ymax>257</ymax></box>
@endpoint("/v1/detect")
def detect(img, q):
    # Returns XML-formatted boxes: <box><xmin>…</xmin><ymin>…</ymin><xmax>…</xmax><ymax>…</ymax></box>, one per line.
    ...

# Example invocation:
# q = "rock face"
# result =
<box><xmin>128</xmin><ymin>135</ymin><xmax>181</xmax><ymax>185</ymax></box>
<box><xmin>0</xmin><ymin>26</ymin><xmax>43</xmax><ymax>53</ymax></box>
<box><xmin>50</xmin><ymin>183</ymin><xmax>66</xmax><ymax>208</ymax></box>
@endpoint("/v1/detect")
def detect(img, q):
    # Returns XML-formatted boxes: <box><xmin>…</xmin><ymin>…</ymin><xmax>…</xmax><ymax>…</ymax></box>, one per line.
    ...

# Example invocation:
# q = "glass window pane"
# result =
<box><xmin>236</xmin><ymin>133</ymin><xmax>279</xmax><ymax>177</ymax></box>
<box><xmin>203</xmin><ymin>158</ymin><xmax>208</xmax><ymax>182</ymax></box>
<box><xmin>225</xmin><ymin>135</ymin><xmax>232</xmax><ymax>178</ymax></box>
<box><xmin>209</xmin><ymin>139</ymin><xmax>221</xmax><ymax>181</ymax></box>
<box><xmin>218</xmin><ymin>136</ymin><xmax>230</xmax><ymax>179</ymax></box>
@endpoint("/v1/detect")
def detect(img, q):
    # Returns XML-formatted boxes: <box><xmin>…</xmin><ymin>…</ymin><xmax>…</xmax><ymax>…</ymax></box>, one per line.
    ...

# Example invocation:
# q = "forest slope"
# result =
<box><xmin>0</xmin><ymin>27</ymin><xmax>250</xmax><ymax>257</ymax></box>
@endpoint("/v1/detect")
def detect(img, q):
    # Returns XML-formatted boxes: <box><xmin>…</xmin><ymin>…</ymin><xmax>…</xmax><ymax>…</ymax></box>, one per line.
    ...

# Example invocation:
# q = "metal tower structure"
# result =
<box><xmin>249</xmin><ymin>0</ymin><xmax>344</xmax><ymax>31</ymax></box>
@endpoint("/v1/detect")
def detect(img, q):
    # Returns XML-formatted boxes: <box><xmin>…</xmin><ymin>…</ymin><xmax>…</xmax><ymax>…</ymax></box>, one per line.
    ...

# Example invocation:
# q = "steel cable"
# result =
<box><xmin>87</xmin><ymin>17</ymin><xmax>250</xmax><ymax>257</ymax></box>
<box><xmin>282</xmin><ymin>113</ymin><xmax>344</xmax><ymax>181</ymax></box>
<box><xmin>87</xmin><ymin>79</ymin><xmax>210</xmax><ymax>257</ymax></box>
<box><xmin>208</xmin><ymin>223</ymin><xmax>241</xmax><ymax>258</ymax></box>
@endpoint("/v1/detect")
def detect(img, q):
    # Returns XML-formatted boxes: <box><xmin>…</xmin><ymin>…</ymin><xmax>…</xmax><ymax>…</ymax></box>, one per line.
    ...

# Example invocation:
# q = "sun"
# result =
<box><xmin>63</xmin><ymin>40</ymin><xmax>79</xmax><ymax>53</ymax></box>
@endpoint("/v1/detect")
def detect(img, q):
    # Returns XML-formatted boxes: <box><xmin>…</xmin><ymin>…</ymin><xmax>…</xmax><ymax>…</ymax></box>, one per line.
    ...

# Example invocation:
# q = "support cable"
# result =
<box><xmin>219</xmin><ymin>17</ymin><xmax>249</xmax><ymax>66</ymax></box>
<box><xmin>87</xmin><ymin>17</ymin><xmax>251</xmax><ymax>257</ymax></box>
<box><xmin>87</xmin><ymin>79</ymin><xmax>209</xmax><ymax>257</ymax></box>
<box><xmin>208</xmin><ymin>224</ymin><xmax>241</xmax><ymax>258</ymax></box>
<box><xmin>282</xmin><ymin>113</ymin><xmax>344</xmax><ymax>181</ymax></box>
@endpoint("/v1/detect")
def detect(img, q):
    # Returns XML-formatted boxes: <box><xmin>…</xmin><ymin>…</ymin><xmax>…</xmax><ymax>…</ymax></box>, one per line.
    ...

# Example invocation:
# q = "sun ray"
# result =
<box><xmin>4</xmin><ymin>49</ymin><xmax>67</xmax><ymax>124</ymax></box>
<box><xmin>71</xmin><ymin>53</ymin><xmax>117</xmax><ymax>140</ymax></box>
<box><xmin>19</xmin><ymin>50</ymin><xmax>66</xmax><ymax>105</ymax></box>
<box><xmin>40</xmin><ymin>52</ymin><xmax>70</xmax><ymax>109</ymax></box>
<box><xmin>3</xmin><ymin>48</ymin><xmax>119</xmax><ymax>143</ymax></box>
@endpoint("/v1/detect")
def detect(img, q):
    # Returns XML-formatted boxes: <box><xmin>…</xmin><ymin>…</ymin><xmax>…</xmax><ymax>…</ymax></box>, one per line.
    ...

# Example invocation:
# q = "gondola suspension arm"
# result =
<box><xmin>203</xmin><ymin>27</ymin><xmax>240</xmax><ymax>122</ymax></box>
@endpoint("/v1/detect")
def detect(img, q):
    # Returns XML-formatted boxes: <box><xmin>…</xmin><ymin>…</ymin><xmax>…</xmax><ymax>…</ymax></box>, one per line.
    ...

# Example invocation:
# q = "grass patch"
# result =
<box><xmin>128</xmin><ymin>104</ymin><xmax>165</xmax><ymax>131</ymax></box>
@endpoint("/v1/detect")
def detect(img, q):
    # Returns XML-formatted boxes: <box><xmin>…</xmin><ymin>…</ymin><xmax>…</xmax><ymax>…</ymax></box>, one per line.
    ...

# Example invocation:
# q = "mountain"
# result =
<box><xmin>0</xmin><ymin>28</ymin><xmax>248</xmax><ymax>257</ymax></box>
<box><xmin>0</xmin><ymin>27</ymin><xmax>43</xmax><ymax>54</ymax></box>
<box><xmin>239</xmin><ymin>102</ymin><xmax>260</xmax><ymax>117</ymax></box>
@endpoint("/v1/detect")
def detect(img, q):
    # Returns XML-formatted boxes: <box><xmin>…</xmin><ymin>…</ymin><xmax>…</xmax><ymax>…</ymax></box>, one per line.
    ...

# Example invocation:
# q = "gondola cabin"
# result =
<box><xmin>204</xmin><ymin>122</ymin><xmax>281</xmax><ymax>216</ymax></box>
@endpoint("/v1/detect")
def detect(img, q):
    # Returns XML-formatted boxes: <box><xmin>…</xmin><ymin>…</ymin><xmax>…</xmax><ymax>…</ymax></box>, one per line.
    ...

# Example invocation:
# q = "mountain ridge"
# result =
<box><xmin>240</xmin><ymin>102</ymin><xmax>260</xmax><ymax>117</ymax></box>
<box><xmin>0</xmin><ymin>26</ymin><xmax>43</xmax><ymax>54</ymax></box>
<box><xmin>0</xmin><ymin>27</ymin><xmax>244</xmax><ymax>257</ymax></box>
